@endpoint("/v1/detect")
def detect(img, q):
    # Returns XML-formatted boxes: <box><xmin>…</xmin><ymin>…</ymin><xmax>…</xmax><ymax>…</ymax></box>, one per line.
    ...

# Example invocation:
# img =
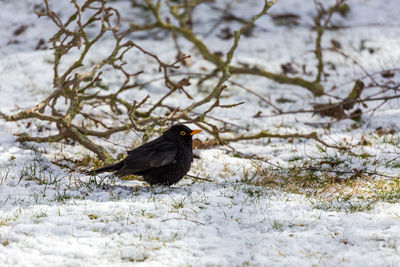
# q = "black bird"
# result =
<box><xmin>87</xmin><ymin>124</ymin><xmax>202</xmax><ymax>185</ymax></box>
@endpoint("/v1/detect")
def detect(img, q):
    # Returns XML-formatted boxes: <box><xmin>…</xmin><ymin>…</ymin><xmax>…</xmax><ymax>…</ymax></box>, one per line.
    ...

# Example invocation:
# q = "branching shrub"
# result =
<box><xmin>1</xmin><ymin>0</ymin><xmax>399</xmax><ymax>169</ymax></box>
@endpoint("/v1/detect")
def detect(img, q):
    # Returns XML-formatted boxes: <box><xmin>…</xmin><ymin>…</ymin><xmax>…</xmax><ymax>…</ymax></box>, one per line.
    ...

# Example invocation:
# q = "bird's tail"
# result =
<box><xmin>85</xmin><ymin>161</ymin><xmax>124</xmax><ymax>175</ymax></box>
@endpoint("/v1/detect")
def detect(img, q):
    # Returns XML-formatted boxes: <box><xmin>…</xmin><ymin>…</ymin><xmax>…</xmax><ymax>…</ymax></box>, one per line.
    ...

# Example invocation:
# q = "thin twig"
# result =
<box><xmin>186</xmin><ymin>174</ymin><xmax>213</xmax><ymax>182</ymax></box>
<box><xmin>161</xmin><ymin>217</ymin><xmax>206</xmax><ymax>225</ymax></box>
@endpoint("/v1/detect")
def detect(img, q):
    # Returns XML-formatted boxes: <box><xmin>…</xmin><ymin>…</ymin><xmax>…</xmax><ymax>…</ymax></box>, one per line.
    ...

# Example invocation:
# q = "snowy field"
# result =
<box><xmin>1</xmin><ymin>0</ymin><xmax>400</xmax><ymax>266</ymax></box>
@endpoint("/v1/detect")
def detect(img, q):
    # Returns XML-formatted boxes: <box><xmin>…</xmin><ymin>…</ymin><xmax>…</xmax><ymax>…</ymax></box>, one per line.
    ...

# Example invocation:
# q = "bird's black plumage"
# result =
<box><xmin>87</xmin><ymin>124</ymin><xmax>202</xmax><ymax>185</ymax></box>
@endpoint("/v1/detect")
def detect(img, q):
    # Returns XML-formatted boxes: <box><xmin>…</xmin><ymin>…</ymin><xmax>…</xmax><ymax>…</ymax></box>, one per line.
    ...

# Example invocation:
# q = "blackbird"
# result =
<box><xmin>87</xmin><ymin>124</ymin><xmax>202</xmax><ymax>185</ymax></box>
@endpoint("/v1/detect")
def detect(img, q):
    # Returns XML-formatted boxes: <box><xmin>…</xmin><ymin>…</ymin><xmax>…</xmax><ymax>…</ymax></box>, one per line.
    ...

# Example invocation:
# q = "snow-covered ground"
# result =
<box><xmin>1</xmin><ymin>0</ymin><xmax>400</xmax><ymax>266</ymax></box>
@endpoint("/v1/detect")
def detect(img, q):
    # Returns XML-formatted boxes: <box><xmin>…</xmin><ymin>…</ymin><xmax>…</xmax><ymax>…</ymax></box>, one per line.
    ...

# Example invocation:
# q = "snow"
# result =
<box><xmin>1</xmin><ymin>0</ymin><xmax>400</xmax><ymax>266</ymax></box>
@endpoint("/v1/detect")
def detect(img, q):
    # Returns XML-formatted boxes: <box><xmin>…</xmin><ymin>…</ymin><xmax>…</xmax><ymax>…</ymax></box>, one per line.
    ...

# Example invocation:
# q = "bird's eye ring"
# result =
<box><xmin>180</xmin><ymin>131</ymin><xmax>186</xmax><ymax>136</ymax></box>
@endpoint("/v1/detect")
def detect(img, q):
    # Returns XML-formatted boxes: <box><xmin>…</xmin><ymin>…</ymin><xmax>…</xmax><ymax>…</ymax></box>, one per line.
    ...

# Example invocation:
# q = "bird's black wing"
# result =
<box><xmin>118</xmin><ymin>141</ymin><xmax>178</xmax><ymax>175</ymax></box>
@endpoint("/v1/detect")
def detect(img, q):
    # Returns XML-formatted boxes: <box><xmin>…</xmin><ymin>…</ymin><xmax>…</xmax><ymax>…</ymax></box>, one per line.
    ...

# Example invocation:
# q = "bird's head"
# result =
<box><xmin>164</xmin><ymin>124</ymin><xmax>202</xmax><ymax>143</ymax></box>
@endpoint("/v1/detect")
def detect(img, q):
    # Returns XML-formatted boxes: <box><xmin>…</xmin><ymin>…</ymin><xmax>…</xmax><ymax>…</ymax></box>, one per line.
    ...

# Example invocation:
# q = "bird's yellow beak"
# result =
<box><xmin>190</xmin><ymin>129</ymin><xmax>202</xmax><ymax>136</ymax></box>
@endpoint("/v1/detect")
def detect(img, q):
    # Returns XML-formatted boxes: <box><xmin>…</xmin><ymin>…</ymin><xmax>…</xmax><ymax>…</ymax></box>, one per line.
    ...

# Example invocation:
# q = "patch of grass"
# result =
<box><xmin>76</xmin><ymin>175</ymin><xmax>109</xmax><ymax>190</ymax></box>
<box><xmin>381</xmin><ymin>135</ymin><xmax>400</xmax><ymax>146</ymax></box>
<box><xmin>1</xmin><ymin>157</ymin><xmax>16</xmax><ymax>185</ymax></box>
<box><xmin>171</xmin><ymin>198</ymin><xmax>185</xmax><ymax>211</ymax></box>
<box><xmin>272</xmin><ymin>219</ymin><xmax>284</xmax><ymax>231</ymax></box>
<box><xmin>238</xmin><ymin>155</ymin><xmax>400</xmax><ymax>212</ymax></box>
<box><xmin>312</xmin><ymin>196</ymin><xmax>376</xmax><ymax>213</ymax></box>
<box><xmin>243</xmin><ymin>186</ymin><xmax>266</xmax><ymax>200</ymax></box>
<box><xmin>374</xmin><ymin>178</ymin><xmax>400</xmax><ymax>203</ymax></box>
<box><xmin>0</xmin><ymin>209</ymin><xmax>22</xmax><ymax>227</ymax></box>
<box><xmin>54</xmin><ymin>191</ymin><xmax>72</xmax><ymax>203</ymax></box>
<box><xmin>32</xmin><ymin>210</ymin><xmax>48</xmax><ymax>223</ymax></box>
<box><xmin>19</xmin><ymin>162</ymin><xmax>62</xmax><ymax>186</ymax></box>
<box><xmin>220</xmin><ymin>162</ymin><xmax>237</xmax><ymax>179</ymax></box>
<box><xmin>140</xmin><ymin>210</ymin><xmax>155</xmax><ymax>219</ymax></box>
<box><xmin>73</xmin><ymin>154</ymin><xmax>105</xmax><ymax>169</ymax></box>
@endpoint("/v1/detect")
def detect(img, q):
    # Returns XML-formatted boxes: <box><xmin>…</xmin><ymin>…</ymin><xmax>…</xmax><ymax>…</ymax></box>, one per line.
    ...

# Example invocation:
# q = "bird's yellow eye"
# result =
<box><xmin>180</xmin><ymin>131</ymin><xmax>186</xmax><ymax>136</ymax></box>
